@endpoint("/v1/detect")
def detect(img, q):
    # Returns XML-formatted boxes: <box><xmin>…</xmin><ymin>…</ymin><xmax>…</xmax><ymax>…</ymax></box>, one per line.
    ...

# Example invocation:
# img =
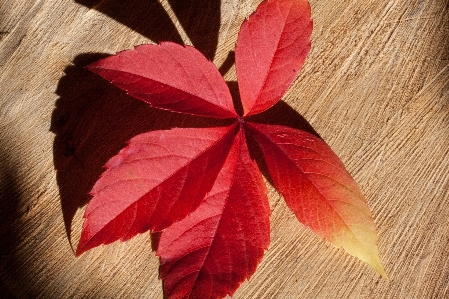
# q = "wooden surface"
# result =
<box><xmin>1</xmin><ymin>0</ymin><xmax>448</xmax><ymax>298</ymax></box>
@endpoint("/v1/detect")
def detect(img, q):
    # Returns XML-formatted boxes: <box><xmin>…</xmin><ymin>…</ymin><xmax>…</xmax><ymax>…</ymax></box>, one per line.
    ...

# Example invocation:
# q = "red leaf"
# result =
<box><xmin>77</xmin><ymin>0</ymin><xmax>386</xmax><ymax>295</ymax></box>
<box><xmin>235</xmin><ymin>0</ymin><xmax>312</xmax><ymax>116</ymax></box>
<box><xmin>76</xmin><ymin>125</ymin><xmax>236</xmax><ymax>256</ymax></box>
<box><xmin>246</xmin><ymin>122</ymin><xmax>386</xmax><ymax>277</ymax></box>
<box><xmin>157</xmin><ymin>126</ymin><xmax>270</xmax><ymax>299</ymax></box>
<box><xmin>87</xmin><ymin>42</ymin><xmax>237</xmax><ymax>119</ymax></box>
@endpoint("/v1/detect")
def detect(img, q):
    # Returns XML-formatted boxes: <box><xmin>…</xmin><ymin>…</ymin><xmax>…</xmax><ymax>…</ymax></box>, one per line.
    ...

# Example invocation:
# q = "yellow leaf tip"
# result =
<box><xmin>363</xmin><ymin>251</ymin><xmax>388</xmax><ymax>279</ymax></box>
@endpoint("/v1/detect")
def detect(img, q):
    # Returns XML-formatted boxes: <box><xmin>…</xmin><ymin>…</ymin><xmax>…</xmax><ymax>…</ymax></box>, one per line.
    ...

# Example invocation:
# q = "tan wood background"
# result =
<box><xmin>1</xmin><ymin>0</ymin><xmax>448</xmax><ymax>298</ymax></box>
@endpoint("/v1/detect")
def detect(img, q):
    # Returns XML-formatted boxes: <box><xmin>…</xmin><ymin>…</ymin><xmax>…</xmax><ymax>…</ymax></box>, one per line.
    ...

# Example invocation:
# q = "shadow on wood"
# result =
<box><xmin>0</xmin><ymin>147</ymin><xmax>22</xmax><ymax>297</ymax></box>
<box><xmin>245</xmin><ymin>101</ymin><xmax>321</xmax><ymax>188</ymax></box>
<box><xmin>246</xmin><ymin>101</ymin><xmax>320</xmax><ymax>138</ymax></box>
<box><xmin>75</xmin><ymin>0</ymin><xmax>221</xmax><ymax>61</ymax></box>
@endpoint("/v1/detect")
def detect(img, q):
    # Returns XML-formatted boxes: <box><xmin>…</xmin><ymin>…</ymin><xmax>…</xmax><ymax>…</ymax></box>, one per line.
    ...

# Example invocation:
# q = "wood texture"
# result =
<box><xmin>1</xmin><ymin>0</ymin><xmax>448</xmax><ymax>298</ymax></box>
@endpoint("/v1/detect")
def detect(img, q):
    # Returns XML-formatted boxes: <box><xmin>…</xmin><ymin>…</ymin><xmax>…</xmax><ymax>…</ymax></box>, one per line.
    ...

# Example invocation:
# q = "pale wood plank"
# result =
<box><xmin>1</xmin><ymin>0</ymin><xmax>448</xmax><ymax>298</ymax></box>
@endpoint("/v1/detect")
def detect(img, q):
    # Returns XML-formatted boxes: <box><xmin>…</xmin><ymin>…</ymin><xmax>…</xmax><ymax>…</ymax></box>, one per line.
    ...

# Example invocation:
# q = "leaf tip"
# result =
<box><xmin>75</xmin><ymin>243</ymin><xmax>86</xmax><ymax>257</ymax></box>
<box><xmin>85</xmin><ymin>61</ymin><xmax>99</xmax><ymax>72</ymax></box>
<box><xmin>367</xmin><ymin>255</ymin><xmax>388</xmax><ymax>279</ymax></box>
<box><xmin>346</xmin><ymin>239</ymin><xmax>388</xmax><ymax>279</ymax></box>
<box><xmin>378</xmin><ymin>266</ymin><xmax>389</xmax><ymax>280</ymax></box>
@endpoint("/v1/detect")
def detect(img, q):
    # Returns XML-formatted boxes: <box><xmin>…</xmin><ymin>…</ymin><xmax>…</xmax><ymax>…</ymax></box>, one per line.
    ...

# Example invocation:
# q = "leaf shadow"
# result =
<box><xmin>246</xmin><ymin>101</ymin><xmax>321</xmax><ymax>138</ymax></box>
<box><xmin>75</xmin><ymin>0</ymin><xmax>222</xmax><ymax>61</ymax></box>
<box><xmin>168</xmin><ymin>0</ymin><xmax>222</xmax><ymax>61</ymax></box>
<box><xmin>51</xmin><ymin>53</ymin><xmax>231</xmax><ymax>248</ymax></box>
<box><xmin>0</xmin><ymin>146</ymin><xmax>23</xmax><ymax>298</ymax></box>
<box><xmin>244</xmin><ymin>101</ymin><xmax>322</xmax><ymax>187</ymax></box>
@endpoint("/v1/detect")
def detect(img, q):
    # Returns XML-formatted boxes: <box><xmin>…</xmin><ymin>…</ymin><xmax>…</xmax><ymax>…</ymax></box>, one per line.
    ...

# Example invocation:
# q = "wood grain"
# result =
<box><xmin>1</xmin><ymin>0</ymin><xmax>448</xmax><ymax>298</ymax></box>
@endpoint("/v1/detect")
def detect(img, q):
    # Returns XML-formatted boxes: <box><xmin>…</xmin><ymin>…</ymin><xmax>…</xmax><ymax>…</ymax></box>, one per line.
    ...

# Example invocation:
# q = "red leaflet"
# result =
<box><xmin>158</xmin><ymin>126</ymin><xmax>270</xmax><ymax>299</ymax></box>
<box><xmin>78</xmin><ymin>0</ymin><xmax>386</xmax><ymax>298</ymax></box>
<box><xmin>246</xmin><ymin>122</ymin><xmax>387</xmax><ymax>277</ymax></box>
<box><xmin>235</xmin><ymin>0</ymin><xmax>312</xmax><ymax>116</ymax></box>
<box><xmin>77</xmin><ymin>126</ymin><xmax>235</xmax><ymax>255</ymax></box>
<box><xmin>87</xmin><ymin>43</ymin><xmax>237</xmax><ymax>119</ymax></box>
